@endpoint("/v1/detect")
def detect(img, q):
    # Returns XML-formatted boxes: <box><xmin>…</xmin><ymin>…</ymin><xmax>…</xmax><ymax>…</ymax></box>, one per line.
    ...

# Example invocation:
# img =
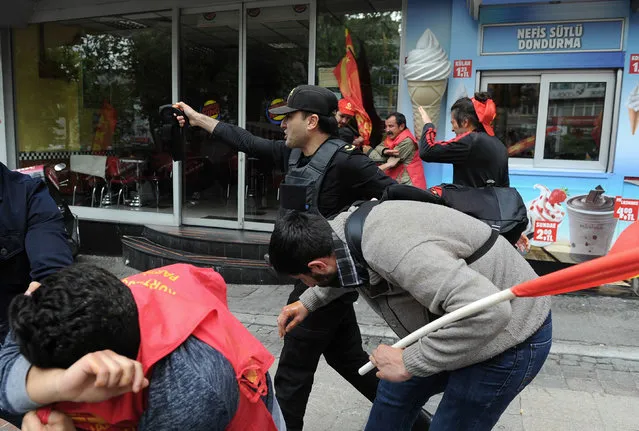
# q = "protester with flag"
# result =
<box><xmin>333</xmin><ymin>29</ymin><xmax>372</xmax><ymax>146</ymax></box>
<box><xmin>268</xmin><ymin>199</ymin><xmax>552</xmax><ymax>431</ymax></box>
<box><xmin>365</xmin><ymin>112</ymin><xmax>426</xmax><ymax>188</ymax></box>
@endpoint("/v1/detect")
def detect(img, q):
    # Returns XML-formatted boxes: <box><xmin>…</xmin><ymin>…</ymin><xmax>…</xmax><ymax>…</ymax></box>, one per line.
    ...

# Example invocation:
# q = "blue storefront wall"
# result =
<box><xmin>403</xmin><ymin>0</ymin><xmax>638</xmax><ymax>259</ymax></box>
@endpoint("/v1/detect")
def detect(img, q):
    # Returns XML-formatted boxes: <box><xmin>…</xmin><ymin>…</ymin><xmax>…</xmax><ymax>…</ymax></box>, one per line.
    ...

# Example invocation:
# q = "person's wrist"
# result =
<box><xmin>26</xmin><ymin>366</ymin><xmax>65</xmax><ymax>405</ymax></box>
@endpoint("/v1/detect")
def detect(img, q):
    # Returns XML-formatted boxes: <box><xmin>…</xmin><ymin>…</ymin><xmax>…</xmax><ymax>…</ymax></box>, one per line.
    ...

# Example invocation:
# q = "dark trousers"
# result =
<box><xmin>274</xmin><ymin>283</ymin><xmax>379</xmax><ymax>431</ymax></box>
<box><xmin>274</xmin><ymin>283</ymin><xmax>432</xmax><ymax>431</ymax></box>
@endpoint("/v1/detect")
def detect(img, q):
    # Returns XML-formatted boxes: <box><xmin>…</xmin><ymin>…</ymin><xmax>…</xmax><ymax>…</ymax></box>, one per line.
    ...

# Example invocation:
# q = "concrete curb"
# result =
<box><xmin>235</xmin><ymin>312</ymin><xmax>639</xmax><ymax>363</ymax></box>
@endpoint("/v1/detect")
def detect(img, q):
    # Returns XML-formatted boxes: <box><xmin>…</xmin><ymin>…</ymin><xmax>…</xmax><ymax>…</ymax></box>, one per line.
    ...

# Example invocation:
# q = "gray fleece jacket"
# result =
<box><xmin>299</xmin><ymin>200</ymin><xmax>551</xmax><ymax>378</ymax></box>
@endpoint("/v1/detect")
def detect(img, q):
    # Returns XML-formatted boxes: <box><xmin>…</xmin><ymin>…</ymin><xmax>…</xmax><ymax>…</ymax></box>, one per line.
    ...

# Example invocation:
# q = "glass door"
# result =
<box><xmin>242</xmin><ymin>2</ymin><xmax>310</xmax><ymax>225</ymax></box>
<box><xmin>180</xmin><ymin>6</ymin><xmax>241</xmax><ymax>226</ymax></box>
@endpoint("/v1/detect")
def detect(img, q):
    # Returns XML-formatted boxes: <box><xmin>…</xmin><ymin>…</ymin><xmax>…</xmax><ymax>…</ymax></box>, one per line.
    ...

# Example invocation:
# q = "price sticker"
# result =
<box><xmin>630</xmin><ymin>54</ymin><xmax>639</xmax><ymax>74</ymax></box>
<box><xmin>614</xmin><ymin>196</ymin><xmax>639</xmax><ymax>222</ymax></box>
<box><xmin>453</xmin><ymin>60</ymin><xmax>472</xmax><ymax>78</ymax></box>
<box><xmin>533</xmin><ymin>221</ymin><xmax>558</xmax><ymax>243</ymax></box>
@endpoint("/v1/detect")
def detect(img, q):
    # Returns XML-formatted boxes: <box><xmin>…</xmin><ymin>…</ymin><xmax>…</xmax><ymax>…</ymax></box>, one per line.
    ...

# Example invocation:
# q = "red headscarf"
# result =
<box><xmin>338</xmin><ymin>98</ymin><xmax>356</xmax><ymax>117</ymax></box>
<box><xmin>471</xmin><ymin>97</ymin><xmax>497</xmax><ymax>136</ymax></box>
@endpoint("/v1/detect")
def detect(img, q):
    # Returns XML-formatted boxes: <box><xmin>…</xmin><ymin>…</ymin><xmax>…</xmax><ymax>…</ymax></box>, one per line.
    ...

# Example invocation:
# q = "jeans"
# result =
<box><xmin>365</xmin><ymin>313</ymin><xmax>552</xmax><ymax>431</ymax></box>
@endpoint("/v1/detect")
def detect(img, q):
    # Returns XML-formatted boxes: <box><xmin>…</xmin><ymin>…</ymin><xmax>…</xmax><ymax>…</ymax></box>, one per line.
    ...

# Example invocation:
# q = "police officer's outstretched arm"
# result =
<box><xmin>25</xmin><ymin>180</ymin><xmax>73</xmax><ymax>282</ymax></box>
<box><xmin>338</xmin><ymin>147</ymin><xmax>396</xmax><ymax>200</ymax></box>
<box><xmin>173</xmin><ymin>102</ymin><xmax>290</xmax><ymax>172</ymax></box>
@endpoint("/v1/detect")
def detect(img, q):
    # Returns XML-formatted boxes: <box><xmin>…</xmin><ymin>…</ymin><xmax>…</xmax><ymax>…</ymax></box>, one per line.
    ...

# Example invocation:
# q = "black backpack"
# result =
<box><xmin>344</xmin><ymin>182</ymin><xmax>527</xmax><ymax>268</ymax></box>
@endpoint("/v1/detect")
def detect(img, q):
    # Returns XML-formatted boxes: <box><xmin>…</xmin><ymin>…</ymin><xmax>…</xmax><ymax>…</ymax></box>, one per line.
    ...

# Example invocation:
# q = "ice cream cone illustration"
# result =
<box><xmin>403</xmin><ymin>29</ymin><xmax>452</xmax><ymax>138</ymax></box>
<box><xmin>627</xmin><ymin>84</ymin><xmax>639</xmax><ymax>135</ymax></box>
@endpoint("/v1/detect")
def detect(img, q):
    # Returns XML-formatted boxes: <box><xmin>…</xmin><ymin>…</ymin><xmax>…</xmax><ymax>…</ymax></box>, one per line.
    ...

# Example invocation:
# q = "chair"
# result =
<box><xmin>105</xmin><ymin>156</ymin><xmax>138</xmax><ymax>207</ymax></box>
<box><xmin>69</xmin><ymin>154</ymin><xmax>107</xmax><ymax>207</ymax></box>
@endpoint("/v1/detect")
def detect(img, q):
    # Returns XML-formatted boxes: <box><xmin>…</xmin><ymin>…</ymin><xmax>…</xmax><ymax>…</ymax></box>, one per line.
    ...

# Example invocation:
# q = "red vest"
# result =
<box><xmin>384</xmin><ymin>129</ymin><xmax>426</xmax><ymax>189</ymax></box>
<box><xmin>38</xmin><ymin>264</ymin><xmax>276</xmax><ymax>431</ymax></box>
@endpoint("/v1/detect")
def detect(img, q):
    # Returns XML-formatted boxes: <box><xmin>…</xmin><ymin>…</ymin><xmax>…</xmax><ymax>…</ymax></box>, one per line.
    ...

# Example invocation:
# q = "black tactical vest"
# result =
<box><xmin>280</xmin><ymin>139</ymin><xmax>345</xmax><ymax>213</ymax></box>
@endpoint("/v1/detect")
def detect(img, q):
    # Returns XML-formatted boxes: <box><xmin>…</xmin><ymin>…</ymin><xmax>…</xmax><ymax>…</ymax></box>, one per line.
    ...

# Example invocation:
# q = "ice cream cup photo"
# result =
<box><xmin>566</xmin><ymin>189</ymin><xmax>618</xmax><ymax>262</ymax></box>
<box><xmin>627</xmin><ymin>83</ymin><xmax>639</xmax><ymax>135</ymax></box>
<box><xmin>526</xmin><ymin>184</ymin><xmax>567</xmax><ymax>247</ymax></box>
<box><xmin>403</xmin><ymin>29</ymin><xmax>451</xmax><ymax>137</ymax></box>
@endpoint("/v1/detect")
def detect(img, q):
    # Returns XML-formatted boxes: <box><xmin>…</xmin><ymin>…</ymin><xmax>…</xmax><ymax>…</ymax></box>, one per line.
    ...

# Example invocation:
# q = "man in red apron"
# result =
<box><xmin>364</xmin><ymin>112</ymin><xmax>426</xmax><ymax>189</ymax></box>
<box><xmin>5</xmin><ymin>263</ymin><xmax>284</xmax><ymax>430</ymax></box>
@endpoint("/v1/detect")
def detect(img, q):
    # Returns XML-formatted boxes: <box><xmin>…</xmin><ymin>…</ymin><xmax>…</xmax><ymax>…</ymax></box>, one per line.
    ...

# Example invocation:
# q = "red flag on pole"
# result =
<box><xmin>333</xmin><ymin>29</ymin><xmax>372</xmax><ymax>146</ymax></box>
<box><xmin>359</xmin><ymin>221</ymin><xmax>639</xmax><ymax>375</ymax></box>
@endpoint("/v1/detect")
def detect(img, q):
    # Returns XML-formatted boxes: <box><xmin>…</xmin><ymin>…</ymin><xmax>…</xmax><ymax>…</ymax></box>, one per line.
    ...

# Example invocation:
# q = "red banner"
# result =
<box><xmin>333</xmin><ymin>29</ymin><xmax>372</xmax><ymax>145</ymax></box>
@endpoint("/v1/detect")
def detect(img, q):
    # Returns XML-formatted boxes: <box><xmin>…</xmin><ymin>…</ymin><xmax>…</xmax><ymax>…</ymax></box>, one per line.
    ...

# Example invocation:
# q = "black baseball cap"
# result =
<box><xmin>269</xmin><ymin>85</ymin><xmax>338</xmax><ymax>117</ymax></box>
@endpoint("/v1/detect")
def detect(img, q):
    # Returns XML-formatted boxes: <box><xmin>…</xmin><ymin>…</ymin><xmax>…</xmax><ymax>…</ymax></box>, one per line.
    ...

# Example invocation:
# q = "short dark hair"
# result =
<box><xmin>451</xmin><ymin>91</ymin><xmax>491</xmax><ymax>133</ymax></box>
<box><xmin>9</xmin><ymin>264</ymin><xmax>140</xmax><ymax>369</ymax></box>
<box><xmin>387</xmin><ymin>112</ymin><xmax>407</xmax><ymax>128</ymax></box>
<box><xmin>302</xmin><ymin>111</ymin><xmax>339</xmax><ymax>137</ymax></box>
<box><xmin>268</xmin><ymin>211</ymin><xmax>334</xmax><ymax>275</ymax></box>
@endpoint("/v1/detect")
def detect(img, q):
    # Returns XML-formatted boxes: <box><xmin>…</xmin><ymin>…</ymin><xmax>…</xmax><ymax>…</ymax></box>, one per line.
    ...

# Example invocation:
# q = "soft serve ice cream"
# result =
<box><xmin>627</xmin><ymin>84</ymin><xmax>639</xmax><ymax>135</ymax></box>
<box><xmin>403</xmin><ymin>29</ymin><xmax>451</xmax><ymax>137</ymax></box>
<box><xmin>527</xmin><ymin>184</ymin><xmax>567</xmax><ymax>246</ymax></box>
<box><xmin>404</xmin><ymin>29</ymin><xmax>452</xmax><ymax>82</ymax></box>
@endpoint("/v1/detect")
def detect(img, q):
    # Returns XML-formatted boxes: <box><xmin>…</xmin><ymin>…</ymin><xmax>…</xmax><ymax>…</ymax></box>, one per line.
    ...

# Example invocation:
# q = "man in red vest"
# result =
<box><xmin>2</xmin><ymin>263</ymin><xmax>285</xmax><ymax>431</ymax></box>
<box><xmin>364</xmin><ymin>112</ymin><xmax>426</xmax><ymax>189</ymax></box>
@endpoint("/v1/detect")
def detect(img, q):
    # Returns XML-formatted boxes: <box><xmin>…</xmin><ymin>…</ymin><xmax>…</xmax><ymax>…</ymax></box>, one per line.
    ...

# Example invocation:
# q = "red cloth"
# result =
<box><xmin>471</xmin><ymin>98</ymin><xmax>497</xmax><ymax>136</ymax></box>
<box><xmin>384</xmin><ymin>128</ymin><xmax>426</xmax><ymax>189</ymax></box>
<box><xmin>338</xmin><ymin>98</ymin><xmax>356</xmax><ymax>117</ymax></box>
<box><xmin>333</xmin><ymin>29</ymin><xmax>372</xmax><ymax>145</ymax></box>
<box><xmin>40</xmin><ymin>264</ymin><xmax>276</xmax><ymax>431</ymax></box>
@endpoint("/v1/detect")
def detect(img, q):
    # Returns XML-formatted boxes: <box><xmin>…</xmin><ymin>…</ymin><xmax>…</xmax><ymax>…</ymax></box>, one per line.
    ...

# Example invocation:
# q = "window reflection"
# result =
<box><xmin>13</xmin><ymin>14</ymin><xmax>173</xmax><ymax>212</ymax></box>
<box><xmin>544</xmin><ymin>82</ymin><xmax>606</xmax><ymax>161</ymax></box>
<box><xmin>487</xmin><ymin>83</ymin><xmax>541</xmax><ymax>159</ymax></box>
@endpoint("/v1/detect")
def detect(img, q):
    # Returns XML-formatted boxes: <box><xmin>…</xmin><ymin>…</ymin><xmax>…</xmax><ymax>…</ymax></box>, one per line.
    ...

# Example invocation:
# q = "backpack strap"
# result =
<box><xmin>465</xmin><ymin>228</ymin><xmax>500</xmax><ymax>265</ymax></box>
<box><xmin>343</xmin><ymin>200</ymin><xmax>380</xmax><ymax>268</ymax></box>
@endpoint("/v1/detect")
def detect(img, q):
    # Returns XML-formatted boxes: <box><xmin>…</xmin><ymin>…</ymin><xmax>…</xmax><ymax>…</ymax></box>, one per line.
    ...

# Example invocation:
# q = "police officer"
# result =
<box><xmin>174</xmin><ymin>86</ymin><xmax>422</xmax><ymax>431</ymax></box>
<box><xmin>0</xmin><ymin>161</ymin><xmax>73</xmax><ymax>425</ymax></box>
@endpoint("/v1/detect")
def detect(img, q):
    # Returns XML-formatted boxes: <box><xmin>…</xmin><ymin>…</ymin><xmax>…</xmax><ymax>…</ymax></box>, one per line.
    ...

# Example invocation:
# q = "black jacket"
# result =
<box><xmin>213</xmin><ymin>123</ymin><xmax>395</xmax><ymax>218</ymax></box>
<box><xmin>419</xmin><ymin>123</ymin><xmax>510</xmax><ymax>188</ymax></box>
<box><xmin>0</xmin><ymin>163</ymin><xmax>73</xmax><ymax>335</ymax></box>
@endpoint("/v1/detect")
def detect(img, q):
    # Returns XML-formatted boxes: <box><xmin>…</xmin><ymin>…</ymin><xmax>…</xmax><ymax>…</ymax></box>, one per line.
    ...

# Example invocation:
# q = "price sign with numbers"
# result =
<box><xmin>453</xmin><ymin>60</ymin><xmax>472</xmax><ymax>78</ymax></box>
<box><xmin>614</xmin><ymin>196</ymin><xmax>639</xmax><ymax>222</ymax></box>
<box><xmin>630</xmin><ymin>54</ymin><xmax>639</xmax><ymax>74</ymax></box>
<box><xmin>533</xmin><ymin>221</ymin><xmax>558</xmax><ymax>243</ymax></box>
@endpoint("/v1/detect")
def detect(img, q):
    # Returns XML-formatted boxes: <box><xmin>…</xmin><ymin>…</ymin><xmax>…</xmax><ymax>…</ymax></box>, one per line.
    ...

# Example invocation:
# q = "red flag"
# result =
<box><xmin>333</xmin><ymin>29</ymin><xmax>372</xmax><ymax>145</ymax></box>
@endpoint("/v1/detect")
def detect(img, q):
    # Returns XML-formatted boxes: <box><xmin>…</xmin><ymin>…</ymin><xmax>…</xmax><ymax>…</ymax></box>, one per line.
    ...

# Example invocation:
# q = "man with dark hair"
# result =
<box><xmin>2</xmin><ymin>263</ymin><xmax>284</xmax><ymax>430</ymax></box>
<box><xmin>418</xmin><ymin>93</ymin><xmax>510</xmax><ymax>188</ymax></box>
<box><xmin>364</xmin><ymin>112</ymin><xmax>426</xmax><ymax>188</ymax></box>
<box><xmin>173</xmin><ymin>85</ymin><xmax>407</xmax><ymax>431</ymax></box>
<box><xmin>270</xmin><ymin>204</ymin><xmax>551</xmax><ymax>431</ymax></box>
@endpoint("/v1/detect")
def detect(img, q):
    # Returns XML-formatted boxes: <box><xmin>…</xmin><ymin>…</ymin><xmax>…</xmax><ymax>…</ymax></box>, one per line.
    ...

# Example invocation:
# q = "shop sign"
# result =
<box><xmin>614</xmin><ymin>197</ymin><xmax>639</xmax><ymax>222</ymax></box>
<box><xmin>481</xmin><ymin>19</ymin><xmax>624</xmax><ymax>55</ymax></box>
<box><xmin>453</xmin><ymin>60</ymin><xmax>472</xmax><ymax>78</ymax></box>
<box><xmin>630</xmin><ymin>54</ymin><xmax>639</xmax><ymax>75</ymax></box>
<box><xmin>533</xmin><ymin>220</ymin><xmax>558</xmax><ymax>243</ymax></box>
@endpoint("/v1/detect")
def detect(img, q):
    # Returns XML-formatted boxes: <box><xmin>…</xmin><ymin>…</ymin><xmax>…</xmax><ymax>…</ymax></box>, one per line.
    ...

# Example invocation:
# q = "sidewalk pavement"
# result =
<box><xmin>84</xmin><ymin>255</ymin><xmax>639</xmax><ymax>431</ymax></box>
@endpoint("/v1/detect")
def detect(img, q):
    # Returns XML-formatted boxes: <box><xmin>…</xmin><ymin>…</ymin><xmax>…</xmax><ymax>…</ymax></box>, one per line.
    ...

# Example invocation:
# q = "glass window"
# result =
<box><xmin>12</xmin><ymin>13</ymin><xmax>173</xmax><ymax>212</ymax></box>
<box><xmin>486</xmin><ymin>81</ymin><xmax>540</xmax><ymax>160</ymax></box>
<box><xmin>482</xmin><ymin>72</ymin><xmax>616</xmax><ymax>171</ymax></box>
<box><xmin>316</xmin><ymin>0</ymin><xmax>402</xmax><ymax>146</ymax></box>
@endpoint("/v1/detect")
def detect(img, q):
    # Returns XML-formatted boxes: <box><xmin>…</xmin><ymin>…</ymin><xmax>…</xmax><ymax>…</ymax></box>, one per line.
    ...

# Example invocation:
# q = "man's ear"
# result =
<box><xmin>307</xmin><ymin>257</ymin><xmax>331</xmax><ymax>273</ymax></box>
<box><xmin>306</xmin><ymin>114</ymin><xmax>320</xmax><ymax>131</ymax></box>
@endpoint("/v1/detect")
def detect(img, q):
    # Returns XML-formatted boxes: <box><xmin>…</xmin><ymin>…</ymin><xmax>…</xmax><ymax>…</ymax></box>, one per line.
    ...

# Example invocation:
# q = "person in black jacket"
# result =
<box><xmin>418</xmin><ymin>92</ymin><xmax>510</xmax><ymax>188</ymax></box>
<box><xmin>173</xmin><ymin>86</ymin><xmax>434</xmax><ymax>431</ymax></box>
<box><xmin>0</xmin><ymin>161</ymin><xmax>73</xmax><ymax>426</ymax></box>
